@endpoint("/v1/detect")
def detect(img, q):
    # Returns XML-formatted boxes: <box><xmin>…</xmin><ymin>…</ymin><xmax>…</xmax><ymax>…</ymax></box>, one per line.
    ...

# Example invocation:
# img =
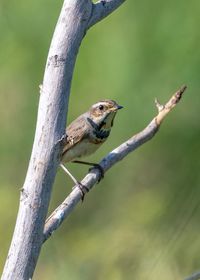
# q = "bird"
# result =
<box><xmin>60</xmin><ymin>99</ymin><xmax>123</xmax><ymax>199</ymax></box>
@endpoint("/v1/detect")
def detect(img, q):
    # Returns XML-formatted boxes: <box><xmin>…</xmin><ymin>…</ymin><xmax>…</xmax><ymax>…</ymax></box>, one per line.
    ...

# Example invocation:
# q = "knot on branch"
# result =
<box><xmin>47</xmin><ymin>55</ymin><xmax>66</xmax><ymax>68</ymax></box>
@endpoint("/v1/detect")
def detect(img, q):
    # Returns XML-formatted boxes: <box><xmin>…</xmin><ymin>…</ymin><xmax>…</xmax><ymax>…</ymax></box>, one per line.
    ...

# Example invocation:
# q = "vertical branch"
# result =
<box><xmin>1</xmin><ymin>0</ymin><xmax>126</xmax><ymax>279</ymax></box>
<box><xmin>1</xmin><ymin>1</ymin><xmax>92</xmax><ymax>279</ymax></box>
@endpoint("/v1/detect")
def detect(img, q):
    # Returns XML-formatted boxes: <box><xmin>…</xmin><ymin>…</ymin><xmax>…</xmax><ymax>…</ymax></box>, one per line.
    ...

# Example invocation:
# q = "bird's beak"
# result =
<box><xmin>111</xmin><ymin>104</ymin><xmax>123</xmax><ymax>112</ymax></box>
<box><xmin>117</xmin><ymin>105</ymin><xmax>123</xmax><ymax>110</ymax></box>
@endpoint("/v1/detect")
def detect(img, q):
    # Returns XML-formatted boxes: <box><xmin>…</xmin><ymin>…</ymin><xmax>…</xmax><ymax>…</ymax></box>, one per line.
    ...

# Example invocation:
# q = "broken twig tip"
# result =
<box><xmin>173</xmin><ymin>85</ymin><xmax>187</xmax><ymax>105</ymax></box>
<box><xmin>180</xmin><ymin>84</ymin><xmax>187</xmax><ymax>92</ymax></box>
<box><xmin>177</xmin><ymin>84</ymin><xmax>187</xmax><ymax>96</ymax></box>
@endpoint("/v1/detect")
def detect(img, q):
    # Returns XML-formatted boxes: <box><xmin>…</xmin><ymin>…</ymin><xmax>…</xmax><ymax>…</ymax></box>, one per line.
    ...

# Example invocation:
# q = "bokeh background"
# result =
<box><xmin>1</xmin><ymin>1</ymin><xmax>200</xmax><ymax>279</ymax></box>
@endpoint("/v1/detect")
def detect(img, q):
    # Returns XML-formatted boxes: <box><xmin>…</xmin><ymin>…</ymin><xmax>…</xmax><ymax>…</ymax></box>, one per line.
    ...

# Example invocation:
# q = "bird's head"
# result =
<box><xmin>88</xmin><ymin>99</ymin><xmax>123</xmax><ymax>129</ymax></box>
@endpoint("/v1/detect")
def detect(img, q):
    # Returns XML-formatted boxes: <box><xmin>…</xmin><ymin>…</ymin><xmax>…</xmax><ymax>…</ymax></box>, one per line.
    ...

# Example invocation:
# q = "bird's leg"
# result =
<box><xmin>60</xmin><ymin>163</ymin><xmax>89</xmax><ymax>201</ymax></box>
<box><xmin>72</xmin><ymin>160</ymin><xmax>104</xmax><ymax>183</ymax></box>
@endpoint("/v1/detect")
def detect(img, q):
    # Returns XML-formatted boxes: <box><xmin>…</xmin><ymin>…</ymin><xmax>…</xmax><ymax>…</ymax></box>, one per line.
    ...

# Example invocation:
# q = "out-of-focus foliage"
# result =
<box><xmin>1</xmin><ymin>1</ymin><xmax>200</xmax><ymax>279</ymax></box>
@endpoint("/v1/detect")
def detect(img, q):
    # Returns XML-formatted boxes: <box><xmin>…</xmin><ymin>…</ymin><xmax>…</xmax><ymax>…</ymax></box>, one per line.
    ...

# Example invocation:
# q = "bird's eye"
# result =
<box><xmin>99</xmin><ymin>104</ymin><xmax>104</xmax><ymax>110</ymax></box>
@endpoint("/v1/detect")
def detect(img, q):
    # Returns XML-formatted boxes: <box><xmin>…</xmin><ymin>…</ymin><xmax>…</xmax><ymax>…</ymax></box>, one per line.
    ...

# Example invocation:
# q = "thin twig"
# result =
<box><xmin>88</xmin><ymin>0</ymin><xmax>126</xmax><ymax>28</ymax></box>
<box><xmin>43</xmin><ymin>85</ymin><xmax>187</xmax><ymax>242</ymax></box>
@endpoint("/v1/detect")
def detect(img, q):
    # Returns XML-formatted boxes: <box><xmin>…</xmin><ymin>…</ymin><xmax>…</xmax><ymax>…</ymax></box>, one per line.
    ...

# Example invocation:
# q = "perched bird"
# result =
<box><xmin>60</xmin><ymin>99</ymin><xmax>123</xmax><ymax>198</ymax></box>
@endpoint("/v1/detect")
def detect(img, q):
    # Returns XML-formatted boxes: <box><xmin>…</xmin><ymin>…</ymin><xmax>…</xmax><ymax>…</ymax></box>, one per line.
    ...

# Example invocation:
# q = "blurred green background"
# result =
<box><xmin>1</xmin><ymin>0</ymin><xmax>200</xmax><ymax>279</ymax></box>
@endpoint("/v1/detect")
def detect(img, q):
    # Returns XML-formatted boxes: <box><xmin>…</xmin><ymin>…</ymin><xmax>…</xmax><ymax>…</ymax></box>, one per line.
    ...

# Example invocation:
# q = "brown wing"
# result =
<box><xmin>62</xmin><ymin>114</ymin><xmax>89</xmax><ymax>155</ymax></box>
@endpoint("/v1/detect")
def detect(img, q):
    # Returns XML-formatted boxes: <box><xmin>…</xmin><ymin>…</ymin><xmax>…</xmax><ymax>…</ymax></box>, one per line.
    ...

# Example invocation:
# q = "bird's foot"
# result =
<box><xmin>89</xmin><ymin>164</ymin><xmax>104</xmax><ymax>183</ymax></box>
<box><xmin>73</xmin><ymin>182</ymin><xmax>89</xmax><ymax>202</ymax></box>
<box><xmin>72</xmin><ymin>160</ymin><xmax>104</xmax><ymax>183</ymax></box>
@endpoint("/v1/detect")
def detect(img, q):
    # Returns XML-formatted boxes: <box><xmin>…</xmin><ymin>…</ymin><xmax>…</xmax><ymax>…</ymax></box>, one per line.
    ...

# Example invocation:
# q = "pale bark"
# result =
<box><xmin>1</xmin><ymin>0</ymin><xmax>126</xmax><ymax>279</ymax></box>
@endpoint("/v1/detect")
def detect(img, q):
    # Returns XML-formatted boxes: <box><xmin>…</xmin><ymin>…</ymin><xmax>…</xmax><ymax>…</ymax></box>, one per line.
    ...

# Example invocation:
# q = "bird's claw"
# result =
<box><xmin>89</xmin><ymin>164</ymin><xmax>104</xmax><ymax>183</ymax></box>
<box><xmin>73</xmin><ymin>182</ymin><xmax>89</xmax><ymax>202</ymax></box>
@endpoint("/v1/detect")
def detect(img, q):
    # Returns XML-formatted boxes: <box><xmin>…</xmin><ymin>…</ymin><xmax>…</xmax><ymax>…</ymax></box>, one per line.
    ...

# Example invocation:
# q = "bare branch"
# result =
<box><xmin>2</xmin><ymin>0</ymin><xmax>128</xmax><ymax>278</ymax></box>
<box><xmin>1</xmin><ymin>1</ymin><xmax>93</xmax><ymax>279</ymax></box>
<box><xmin>185</xmin><ymin>271</ymin><xmax>200</xmax><ymax>280</ymax></box>
<box><xmin>44</xmin><ymin>85</ymin><xmax>187</xmax><ymax>242</ymax></box>
<box><xmin>88</xmin><ymin>0</ymin><xmax>126</xmax><ymax>28</ymax></box>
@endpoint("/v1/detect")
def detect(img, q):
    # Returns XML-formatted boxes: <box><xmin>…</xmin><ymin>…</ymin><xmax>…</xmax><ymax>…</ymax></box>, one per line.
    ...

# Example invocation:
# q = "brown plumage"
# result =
<box><xmin>62</xmin><ymin>99</ymin><xmax>122</xmax><ymax>162</ymax></box>
<box><xmin>60</xmin><ymin>99</ymin><xmax>123</xmax><ymax>199</ymax></box>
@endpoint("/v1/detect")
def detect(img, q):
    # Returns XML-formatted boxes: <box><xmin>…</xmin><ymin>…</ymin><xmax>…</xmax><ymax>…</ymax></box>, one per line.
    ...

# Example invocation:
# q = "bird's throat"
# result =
<box><xmin>87</xmin><ymin>117</ymin><xmax>111</xmax><ymax>142</ymax></box>
<box><xmin>93</xmin><ymin>128</ymin><xmax>110</xmax><ymax>140</ymax></box>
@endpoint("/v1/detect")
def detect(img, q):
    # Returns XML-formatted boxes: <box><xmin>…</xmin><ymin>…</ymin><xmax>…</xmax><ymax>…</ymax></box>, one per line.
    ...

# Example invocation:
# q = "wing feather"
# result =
<box><xmin>62</xmin><ymin>114</ymin><xmax>89</xmax><ymax>155</ymax></box>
